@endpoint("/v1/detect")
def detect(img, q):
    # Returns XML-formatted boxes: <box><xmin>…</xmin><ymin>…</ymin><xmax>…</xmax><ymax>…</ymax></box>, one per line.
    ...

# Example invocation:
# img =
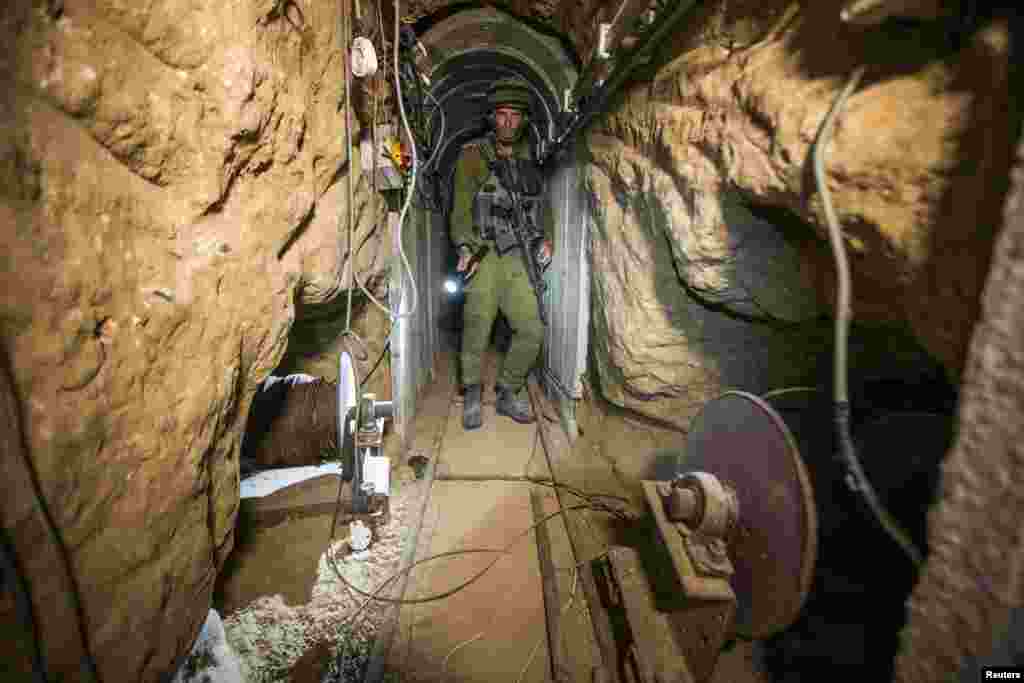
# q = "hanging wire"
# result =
<box><xmin>760</xmin><ymin>386</ymin><xmax>819</xmax><ymax>400</ymax></box>
<box><xmin>423</xmin><ymin>88</ymin><xmax>447</xmax><ymax>171</ymax></box>
<box><xmin>327</xmin><ymin>502</ymin><xmax>593</xmax><ymax>610</ymax></box>
<box><xmin>813</xmin><ymin>64</ymin><xmax>923</xmax><ymax>569</ymax></box>
<box><xmin>391</xmin><ymin>0</ymin><xmax>419</xmax><ymax>321</ymax></box>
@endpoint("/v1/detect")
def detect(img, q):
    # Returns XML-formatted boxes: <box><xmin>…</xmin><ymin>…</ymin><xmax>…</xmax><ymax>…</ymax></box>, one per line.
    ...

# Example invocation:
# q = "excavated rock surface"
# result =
<box><xmin>277</xmin><ymin>296</ymin><xmax>394</xmax><ymax>402</ymax></box>
<box><xmin>0</xmin><ymin>0</ymin><xmax>387</xmax><ymax>679</ymax></box>
<box><xmin>586</xmin><ymin>132</ymin><xmax>827</xmax><ymax>429</ymax></box>
<box><xmin>582</xmin><ymin>1</ymin><xmax>1014</xmax><ymax>425</ymax></box>
<box><xmin>895</xmin><ymin>108</ymin><xmax>1024</xmax><ymax>683</ymax></box>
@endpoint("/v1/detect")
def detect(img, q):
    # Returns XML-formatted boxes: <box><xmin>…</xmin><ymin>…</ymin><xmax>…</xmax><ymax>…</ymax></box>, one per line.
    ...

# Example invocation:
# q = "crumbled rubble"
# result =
<box><xmin>222</xmin><ymin>473</ymin><xmax>421</xmax><ymax>682</ymax></box>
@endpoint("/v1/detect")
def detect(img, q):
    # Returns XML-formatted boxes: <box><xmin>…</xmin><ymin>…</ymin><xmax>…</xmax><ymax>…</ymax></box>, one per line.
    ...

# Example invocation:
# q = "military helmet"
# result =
<box><xmin>487</xmin><ymin>78</ymin><xmax>532</xmax><ymax>112</ymax></box>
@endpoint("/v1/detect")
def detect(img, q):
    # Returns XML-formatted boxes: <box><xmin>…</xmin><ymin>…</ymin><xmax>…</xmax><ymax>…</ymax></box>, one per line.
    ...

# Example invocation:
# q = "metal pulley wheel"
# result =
<box><xmin>338</xmin><ymin>352</ymin><xmax>358</xmax><ymax>482</ymax></box>
<box><xmin>681</xmin><ymin>390</ymin><xmax>819</xmax><ymax>639</ymax></box>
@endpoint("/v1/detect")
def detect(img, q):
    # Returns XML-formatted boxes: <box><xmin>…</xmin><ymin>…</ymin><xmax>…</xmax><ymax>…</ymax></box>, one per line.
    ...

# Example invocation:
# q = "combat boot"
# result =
<box><xmin>463</xmin><ymin>384</ymin><xmax>483</xmax><ymax>430</ymax></box>
<box><xmin>496</xmin><ymin>384</ymin><xmax>535</xmax><ymax>424</ymax></box>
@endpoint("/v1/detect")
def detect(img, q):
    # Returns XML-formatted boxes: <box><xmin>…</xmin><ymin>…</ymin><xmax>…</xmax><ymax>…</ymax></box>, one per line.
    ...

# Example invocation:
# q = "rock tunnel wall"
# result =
<box><xmin>582</xmin><ymin>0</ymin><xmax>1014</xmax><ymax>429</ymax></box>
<box><xmin>0</xmin><ymin>0</ymin><xmax>1020</xmax><ymax>681</ymax></box>
<box><xmin>566</xmin><ymin>2</ymin><xmax>1019</xmax><ymax>678</ymax></box>
<box><xmin>898</xmin><ymin>117</ymin><xmax>1024</xmax><ymax>683</ymax></box>
<box><xmin>0</xmin><ymin>0</ymin><xmax>388</xmax><ymax>679</ymax></box>
<box><xmin>406</xmin><ymin>0</ymin><xmax>1015</xmax><ymax>426</ymax></box>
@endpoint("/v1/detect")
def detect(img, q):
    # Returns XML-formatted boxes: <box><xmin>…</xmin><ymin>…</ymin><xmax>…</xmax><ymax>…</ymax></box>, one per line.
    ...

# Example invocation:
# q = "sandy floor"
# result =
<box><xmin>215</xmin><ymin>346</ymin><xmax>768</xmax><ymax>683</ymax></box>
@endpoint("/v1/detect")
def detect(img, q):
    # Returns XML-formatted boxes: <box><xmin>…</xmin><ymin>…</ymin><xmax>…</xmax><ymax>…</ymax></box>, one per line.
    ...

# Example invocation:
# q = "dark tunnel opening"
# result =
<box><xmin>730</xmin><ymin>201</ymin><xmax>962</xmax><ymax>680</ymax></box>
<box><xmin>760</xmin><ymin>358</ymin><xmax>957</xmax><ymax>681</ymax></box>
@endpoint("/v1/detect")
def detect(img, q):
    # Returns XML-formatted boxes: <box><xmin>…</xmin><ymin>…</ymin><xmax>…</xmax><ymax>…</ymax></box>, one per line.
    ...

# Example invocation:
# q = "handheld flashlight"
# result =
<box><xmin>444</xmin><ymin>246</ymin><xmax>489</xmax><ymax>296</ymax></box>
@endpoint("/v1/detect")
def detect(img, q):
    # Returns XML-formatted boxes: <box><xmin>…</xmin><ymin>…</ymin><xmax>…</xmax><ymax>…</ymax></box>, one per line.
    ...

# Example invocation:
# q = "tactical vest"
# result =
<box><xmin>470</xmin><ymin>141</ymin><xmax>545</xmax><ymax>255</ymax></box>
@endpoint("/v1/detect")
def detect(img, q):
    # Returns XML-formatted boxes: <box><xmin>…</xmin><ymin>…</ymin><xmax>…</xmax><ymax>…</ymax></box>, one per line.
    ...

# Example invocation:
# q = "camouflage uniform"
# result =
<box><xmin>450</xmin><ymin>88</ymin><xmax>552</xmax><ymax>427</ymax></box>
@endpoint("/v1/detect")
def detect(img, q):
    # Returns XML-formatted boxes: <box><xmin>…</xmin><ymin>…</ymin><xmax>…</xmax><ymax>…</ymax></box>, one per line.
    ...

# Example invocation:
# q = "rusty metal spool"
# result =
<box><xmin>681</xmin><ymin>390</ymin><xmax>819</xmax><ymax>640</ymax></box>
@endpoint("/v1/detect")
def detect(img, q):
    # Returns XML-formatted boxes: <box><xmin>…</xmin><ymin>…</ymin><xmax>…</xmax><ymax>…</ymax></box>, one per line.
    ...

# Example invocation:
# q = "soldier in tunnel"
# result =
<box><xmin>450</xmin><ymin>78</ymin><xmax>553</xmax><ymax>430</ymax></box>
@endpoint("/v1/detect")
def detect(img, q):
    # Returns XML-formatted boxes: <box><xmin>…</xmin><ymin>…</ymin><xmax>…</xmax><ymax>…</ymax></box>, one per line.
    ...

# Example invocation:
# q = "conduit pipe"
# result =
<box><xmin>813</xmin><ymin>65</ymin><xmax>924</xmax><ymax>568</ymax></box>
<box><xmin>545</xmin><ymin>0</ymin><xmax>701</xmax><ymax>167</ymax></box>
<box><xmin>392</xmin><ymin>0</ymin><xmax>419</xmax><ymax>321</ymax></box>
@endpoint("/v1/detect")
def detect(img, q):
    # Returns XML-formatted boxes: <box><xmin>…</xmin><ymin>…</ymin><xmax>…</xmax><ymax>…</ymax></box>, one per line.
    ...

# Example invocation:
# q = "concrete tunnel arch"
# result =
<box><xmin>390</xmin><ymin>7</ymin><xmax>591</xmax><ymax>442</ymax></box>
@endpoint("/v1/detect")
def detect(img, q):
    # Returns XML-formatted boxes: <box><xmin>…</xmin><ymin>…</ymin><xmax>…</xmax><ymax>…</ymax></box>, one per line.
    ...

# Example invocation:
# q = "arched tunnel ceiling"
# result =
<box><xmin>418</xmin><ymin>7</ymin><xmax>578</xmax><ymax>177</ymax></box>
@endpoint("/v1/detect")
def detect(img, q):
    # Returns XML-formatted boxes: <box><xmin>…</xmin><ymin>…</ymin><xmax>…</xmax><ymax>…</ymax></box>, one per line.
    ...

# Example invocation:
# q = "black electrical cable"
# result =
<box><xmin>813</xmin><ymin>65</ymin><xmax>923</xmax><ymax>569</ymax></box>
<box><xmin>363</xmin><ymin>339</ymin><xmax>391</xmax><ymax>386</ymax></box>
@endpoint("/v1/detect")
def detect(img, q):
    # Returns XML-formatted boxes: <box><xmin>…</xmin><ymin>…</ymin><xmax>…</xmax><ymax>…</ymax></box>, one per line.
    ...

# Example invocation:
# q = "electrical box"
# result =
<box><xmin>360</xmin><ymin>124</ymin><xmax>405</xmax><ymax>191</ymax></box>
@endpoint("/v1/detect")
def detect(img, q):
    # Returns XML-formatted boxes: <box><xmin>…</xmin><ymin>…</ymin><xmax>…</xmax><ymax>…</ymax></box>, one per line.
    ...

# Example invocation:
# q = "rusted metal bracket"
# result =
<box><xmin>583</xmin><ymin>482</ymin><xmax>738</xmax><ymax>683</ymax></box>
<box><xmin>592</xmin><ymin>541</ymin><xmax>735</xmax><ymax>683</ymax></box>
<box><xmin>656</xmin><ymin>475</ymin><xmax>738</xmax><ymax>581</ymax></box>
<box><xmin>642</xmin><ymin>482</ymin><xmax>736</xmax><ymax>602</ymax></box>
<box><xmin>602</xmin><ymin>546</ymin><xmax>696</xmax><ymax>683</ymax></box>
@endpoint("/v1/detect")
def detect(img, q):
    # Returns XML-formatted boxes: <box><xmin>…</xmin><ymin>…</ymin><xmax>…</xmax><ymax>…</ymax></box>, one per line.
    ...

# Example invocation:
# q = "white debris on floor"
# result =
<box><xmin>170</xmin><ymin>610</ymin><xmax>245</xmax><ymax>683</ymax></box>
<box><xmin>240</xmin><ymin>463</ymin><xmax>345</xmax><ymax>499</ymax></box>
<box><xmin>221</xmin><ymin>471</ymin><xmax>421</xmax><ymax>683</ymax></box>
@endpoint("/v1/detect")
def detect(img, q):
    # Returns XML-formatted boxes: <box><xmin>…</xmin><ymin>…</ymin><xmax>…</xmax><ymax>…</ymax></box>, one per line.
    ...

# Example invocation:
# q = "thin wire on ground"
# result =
<box><xmin>440</xmin><ymin>631</ymin><xmax>485</xmax><ymax>679</ymax></box>
<box><xmin>328</xmin><ymin>502</ymin><xmax>594</xmax><ymax>612</ymax></box>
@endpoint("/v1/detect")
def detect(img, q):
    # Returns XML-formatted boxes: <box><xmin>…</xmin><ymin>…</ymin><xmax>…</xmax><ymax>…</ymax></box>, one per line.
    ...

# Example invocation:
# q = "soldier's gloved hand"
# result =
<box><xmin>457</xmin><ymin>247</ymin><xmax>480</xmax><ymax>278</ymax></box>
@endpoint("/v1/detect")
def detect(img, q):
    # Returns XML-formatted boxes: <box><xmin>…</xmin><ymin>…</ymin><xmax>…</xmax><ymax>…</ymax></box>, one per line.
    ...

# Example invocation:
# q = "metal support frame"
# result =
<box><xmin>587</xmin><ymin>480</ymin><xmax>739</xmax><ymax>683</ymax></box>
<box><xmin>542</xmin><ymin>0</ymin><xmax>702</xmax><ymax>169</ymax></box>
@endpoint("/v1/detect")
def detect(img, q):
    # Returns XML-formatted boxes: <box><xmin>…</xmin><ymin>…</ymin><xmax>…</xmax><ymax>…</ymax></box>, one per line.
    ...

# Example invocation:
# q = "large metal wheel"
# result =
<box><xmin>338</xmin><ymin>352</ymin><xmax>359</xmax><ymax>483</ymax></box>
<box><xmin>682</xmin><ymin>391</ymin><xmax>819</xmax><ymax>639</ymax></box>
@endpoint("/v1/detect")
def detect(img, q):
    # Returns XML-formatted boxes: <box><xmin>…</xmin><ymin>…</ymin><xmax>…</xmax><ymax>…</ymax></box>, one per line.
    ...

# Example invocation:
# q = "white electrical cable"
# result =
<box><xmin>816</xmin><ymin>67</ymin><xmax>864</xmax><ymax>406</ymax></box>
<box><xmin>392</xmin><ymin>0</ymin><xmax>419</xmax><ymax>321</ymax></box>
<box><xmin>814</xmin><ymin>65</ymin><xmax>923</xmax><ymax>569</ymax></box>
<box><xmin>350</xmin><ymin>42</ymin><xmax>395</xmax><ymax>318</ymax></box>
<box><xmin>349</xmin><ymin>215</ymin><xmax>393</xmax><ymax>316</ymax></box>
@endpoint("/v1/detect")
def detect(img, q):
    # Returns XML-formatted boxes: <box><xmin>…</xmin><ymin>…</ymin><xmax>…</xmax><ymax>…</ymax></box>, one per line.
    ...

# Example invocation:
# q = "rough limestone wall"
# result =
<box><xmin>580</xmin><ymin>0</ymin><xmax>1013</xmax><ymax>428</ymax></box>
<box><xmin>0</xmin><ymin>0</ymin><xmax>385</xmax><ymax>680</ymax></box>
<box><xmin>895</xmin><ymin>121</ymin><xmax>1024</xmax><ymax>682</ymax></box>
<box><xmin>572</xmin><ymin>0</ymin><xmax>1020</xmax><ymax>677</ymax></box>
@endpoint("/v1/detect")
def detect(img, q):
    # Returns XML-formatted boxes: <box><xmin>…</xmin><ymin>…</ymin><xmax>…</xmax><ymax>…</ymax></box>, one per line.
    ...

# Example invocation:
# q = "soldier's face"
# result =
<box><xmin>494</xmin><ymin>107</ymin><xmax>524</xmax><ymax>143</ymax></box>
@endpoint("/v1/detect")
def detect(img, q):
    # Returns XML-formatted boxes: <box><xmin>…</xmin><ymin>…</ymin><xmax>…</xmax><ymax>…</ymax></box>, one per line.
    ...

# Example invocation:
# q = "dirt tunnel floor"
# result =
<box><xmin>215</xmin><ymin>344</ymin><xmax>767</xmax><ymax>682</ymax></box>
<box><xmin>385</xmin><ymin>348</ymin><xmax>767</xmax><ymax>683</ymax></box>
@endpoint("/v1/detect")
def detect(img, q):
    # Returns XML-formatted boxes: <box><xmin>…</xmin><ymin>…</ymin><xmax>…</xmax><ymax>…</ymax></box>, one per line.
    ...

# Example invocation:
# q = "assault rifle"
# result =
<box><xmin>489</xmin><ymin>158</ymin><xmax>550</xmax><ymax>326</ymax></box>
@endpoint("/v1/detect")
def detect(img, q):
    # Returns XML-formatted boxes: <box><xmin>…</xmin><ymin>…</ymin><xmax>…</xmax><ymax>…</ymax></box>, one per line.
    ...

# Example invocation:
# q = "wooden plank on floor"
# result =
<box><xmin>532</xmin><ymin>488</ymin><xmax>575</xmax><ymax>683</ymax></box>
<box><xmin>606</xmin><ymin>546</ymin><xmax>694</xmax><ymax>683</ymax></box>
<box><xmin>527</xmin><ymin>376</ymin><xmax>622</xmax><ymax>683</ymax></box>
